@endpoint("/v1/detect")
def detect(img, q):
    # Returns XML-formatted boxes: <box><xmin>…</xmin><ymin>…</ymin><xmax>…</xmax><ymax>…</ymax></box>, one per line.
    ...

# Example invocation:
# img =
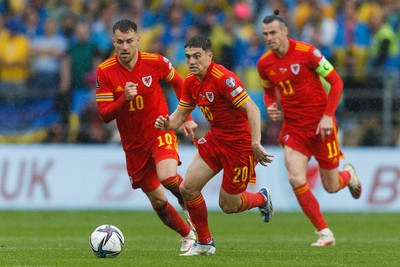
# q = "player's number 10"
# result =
<box><xmin>128</xmin><ymin>95</ymin><xmax>144</xmax><ymax>111</ymax></box>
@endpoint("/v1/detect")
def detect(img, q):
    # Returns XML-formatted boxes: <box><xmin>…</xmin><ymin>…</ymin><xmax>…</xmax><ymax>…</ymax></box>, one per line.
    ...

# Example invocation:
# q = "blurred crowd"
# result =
<box><xmin>0</xmin><ymin>0</ymin><xmax>399</xmax><ymax>146</ymax></box>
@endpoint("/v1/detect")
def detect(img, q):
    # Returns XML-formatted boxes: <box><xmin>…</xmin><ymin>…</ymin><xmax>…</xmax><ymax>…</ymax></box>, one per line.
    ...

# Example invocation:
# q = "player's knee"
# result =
<box><xmin>151</xmin><ymin>198</ymin><xmax>168</xmax><ymax>210</ymax></box>
<box><xmin>322</xmin><ymin>184</ymin><xmax>338</xmax><ymax>193</ymax></box>
<box><xmin>219</xmin><ymin>201</ymin><xmax>239</xmax><ymax>214</ymax></box>
<box><xmin>288</xmin><ymin>176</ymin><xmax>304</xmax><ymax>188</ymax></box>
<box><xmin>179</xmin><ymin>182</ymin><xmax>197</xmax><ymax>199</ymax></box>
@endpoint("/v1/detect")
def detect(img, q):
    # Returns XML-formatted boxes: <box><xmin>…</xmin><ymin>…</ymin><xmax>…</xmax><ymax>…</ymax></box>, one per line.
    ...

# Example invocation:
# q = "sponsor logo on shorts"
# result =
<box><xmin>283</xmin><ymin>134</ymin><xmax>289</xmax><ymax>141</ymax></box>
<box><xmin>198</xmin><ymin>137</ymin><xmax>207</xmax><ymax>144</ymax></box>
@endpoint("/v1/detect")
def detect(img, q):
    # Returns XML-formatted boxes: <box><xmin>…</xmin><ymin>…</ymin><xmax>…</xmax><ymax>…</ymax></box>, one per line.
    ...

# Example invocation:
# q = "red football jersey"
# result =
<box><xmin>96</xmin><ymin>52</ymin><xmax>181</xmax><ymax>152</ymax></box>
<box><xmin>257</xmin><ymin>39</ymin><xmax>332</xmax><ymax>131</ymax></box>
<box><xmin>179</xmin><ymin>61</ymin><xmax>251</xmax><ymax>144</ymax></box>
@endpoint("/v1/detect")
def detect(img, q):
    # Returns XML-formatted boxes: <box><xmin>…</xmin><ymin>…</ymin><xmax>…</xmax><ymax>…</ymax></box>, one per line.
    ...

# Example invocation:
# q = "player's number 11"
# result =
<box><xmin>278</xmin><ymin>80</ymin><xmax>294</xmax><ymax>95</ymax></box>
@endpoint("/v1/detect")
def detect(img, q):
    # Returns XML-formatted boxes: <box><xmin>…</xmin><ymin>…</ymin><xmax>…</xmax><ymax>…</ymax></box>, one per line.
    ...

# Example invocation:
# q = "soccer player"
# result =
<box><xmin>155</xmin><ymin>35</ymin><xmax>274</xmax><ymax>256</ymax></box>
<box><xmin>257</xmin><ymin>11</ymin><xmax>362</xmax><ymax>246</ymax></box>
<box><xmin>95</xmin><ymin>19</ymin><xmax>197</xmax><ymax>252</ymax></box>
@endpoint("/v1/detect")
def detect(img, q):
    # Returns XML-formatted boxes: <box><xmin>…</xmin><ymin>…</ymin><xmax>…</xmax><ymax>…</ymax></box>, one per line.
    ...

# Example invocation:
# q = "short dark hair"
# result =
<box><xmin>185</xmin><ymin>35</ymin><xmax>212</xmax><ymax>52</ymax></box>
<box><xmin>112</xmin><ymin>19</ymin><xmax>138</xmax><ymax>33</ymax></box>
<box><xmin>262</xmin><ymin>9</ymin><xmax>287</xmax><ymax>27</ymax></box>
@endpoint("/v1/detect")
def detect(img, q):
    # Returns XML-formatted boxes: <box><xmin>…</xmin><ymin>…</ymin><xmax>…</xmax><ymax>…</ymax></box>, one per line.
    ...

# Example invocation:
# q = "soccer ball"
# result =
<box><xmin>90</xmin><ymin>224</ymin><xmax>125</xmax><ymax>258</ymax></box>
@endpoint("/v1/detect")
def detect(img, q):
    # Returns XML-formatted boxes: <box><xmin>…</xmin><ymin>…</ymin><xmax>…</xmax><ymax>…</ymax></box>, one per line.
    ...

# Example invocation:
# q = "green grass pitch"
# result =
<box><xmin>0</xmin><ymin>210</ymin><xmax>399</xmax><ymax>267</ymax></box>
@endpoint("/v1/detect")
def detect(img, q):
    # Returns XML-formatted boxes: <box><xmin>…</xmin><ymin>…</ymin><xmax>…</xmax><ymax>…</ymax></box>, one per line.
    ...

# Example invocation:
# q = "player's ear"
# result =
<box><xmin>207</xmin><ymin>51</ymin><xmax>213</xmax><ymax>62</ymax></box>
<box><xmin>282</xmin><ymin>26</ymin><xmax>288</xmax><ymax>36</ymax></box>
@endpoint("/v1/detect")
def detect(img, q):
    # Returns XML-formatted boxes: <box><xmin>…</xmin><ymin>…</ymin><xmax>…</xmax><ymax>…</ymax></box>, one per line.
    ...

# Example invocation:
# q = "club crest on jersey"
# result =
<box><xmin>225</xmin><ymin>77</ymin><xmax>236</xmax><ymax>88</ymax></box>
<box><xmin>290</xmin><ymin>64</ymin><xmax>300</xmax><ymax>75</ymax></box>
<box><xmin>142</xmin><ymin>75</ymin><xmax>152</xmax><ymax>87</ymax></box>
<box><xmin>206</xmin><ymin>92</ymin><xmax>214</xmax><ymax>102</ymax></box>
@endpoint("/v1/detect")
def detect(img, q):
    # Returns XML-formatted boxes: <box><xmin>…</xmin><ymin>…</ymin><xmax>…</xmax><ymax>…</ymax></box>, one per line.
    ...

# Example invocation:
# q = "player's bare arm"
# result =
<box><xmin>155</xmin><ymin>108</ymin><xmax>192</xmax><ymax>132</ymax></box>
<box><xmin>241</xmin><ymin>99</ymin><xmax>274</xmax><ymax>166</ymax></box>
<box><xmin>315</xmin><ymin>70</ymin><xmax>342</xmax><ymax>140</ymax></box>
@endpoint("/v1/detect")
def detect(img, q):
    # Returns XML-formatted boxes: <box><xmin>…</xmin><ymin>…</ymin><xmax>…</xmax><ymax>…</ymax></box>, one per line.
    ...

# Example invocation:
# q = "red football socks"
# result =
<box><xmin>184</xmin><ymin>194</ymin><xmax>213</xmax><ymax>244</ymax></box>
<box><xmin>239</xmin><ymin>191</ymin><xmax>266</xmax><ymax>211</ymax></box>
<box><xmin>294</xmin><ymin>183</ymin><xmax>328</xmax><ymax>231</ymax></box>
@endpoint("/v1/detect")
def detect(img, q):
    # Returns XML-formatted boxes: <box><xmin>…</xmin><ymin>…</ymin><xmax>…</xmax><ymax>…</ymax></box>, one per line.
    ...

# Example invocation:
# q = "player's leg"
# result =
<box><xmin>316</xmin><ymin>121</ymin><xmax>362</xmax><ymax>198</ymax></box>
<box><xmin>217</xmin><ymin>153</ymin><xmax>273</xmax><ymax>222</ymax></box>
<box><xmin>141</xmin><ymin>162</ymin><xmax>195</xmax><ymax>252</ymax></box>
<box><xmin>319</xmin><ymin>165</ymin><xmax>361</xmax><ymax>198</ymax></box>
<box><xmin>218</xmin><ymin>189</ymin><xmax>267</xmax><ymax>213</ymax></box>
<box><xmin>153</xmin><ymin>132</ymin><xmax>185</xmax><ymax>205</ymax></box>
<box><xmin>157</xmin><ymin>158</ymin><xmax>183</xmax><ymax>201</ymax></box>
<box><xmin>284</xmin><ymin>145</ymin><xmax>334</xmax><ymax>246</ymax></box>
<box><xmin>179</xmin><ymin>152</ymin><xmax>216</xmax><ymax>256</ymax></box>
<box><xmin>319</xmin><ymin>167</ymin><xmax>349</xmax><ymax>192</ymax></box>
<box><xmin>153</xmin><ymin>133</ymin><xmax>196</xmax><ymax>231</ymax></box>
<box><xmin>343</xmin><ymin>163</ymin><xmax>362</xmax><ymax>199</ymax></box>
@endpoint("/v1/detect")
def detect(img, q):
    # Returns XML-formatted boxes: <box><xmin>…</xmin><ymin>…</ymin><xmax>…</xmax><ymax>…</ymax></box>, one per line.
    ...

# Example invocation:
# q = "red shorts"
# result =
<box><xmin>279</xmin><ymin>120</ymin><xmax>343</xmax><ymax>169</ymax></box>
<box><xmin>196</xmin><ymin>132</ymin><xmax>257</xmax><ymax>194</ymax></box>
<box><xmin>125</xmin><ymin>131</ymin><xmax>180</xmax><ymax>193</ymax></box>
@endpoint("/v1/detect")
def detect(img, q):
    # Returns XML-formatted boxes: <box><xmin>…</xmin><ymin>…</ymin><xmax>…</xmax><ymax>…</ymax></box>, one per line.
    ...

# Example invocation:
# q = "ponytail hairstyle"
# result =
<box><xmin>262</xmin><ymin>9</ymin><xmax>287</xmax><ymax>28</ymax></box>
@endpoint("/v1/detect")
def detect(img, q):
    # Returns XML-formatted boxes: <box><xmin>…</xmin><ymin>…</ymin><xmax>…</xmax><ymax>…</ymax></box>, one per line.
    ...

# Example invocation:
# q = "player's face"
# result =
<box><xmin>112</xmin><ymin>29</ymin><xmax>139</xmax><ymax>64</ymax></box>
<box><xmin>261</xmin><ymin>20</ymin><xmax>288</xmax><ymax>52</ymax></box>
<box><xmin>185</xmin><ymin>47</ymin><xmax>213</xmax><ymax>80</ymax></box>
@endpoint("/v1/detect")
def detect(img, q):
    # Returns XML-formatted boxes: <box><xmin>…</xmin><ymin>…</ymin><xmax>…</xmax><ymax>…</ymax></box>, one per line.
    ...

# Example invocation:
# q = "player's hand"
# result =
<box><xmin>252</xmin><ymin>143</ymin><xmax>274</xmax><ymax>167</ymax></box>
<box><xmin>316</xmin><ymin>114</ymin><xmax>333</xmax><ymax>140</ymax></box>
<box><xmin>182</xmin><ymin>120</ymin><xmax>198</xmax><ymax>141</ymax></box>
<box><xmin>267</xmin><ymin>103</ymin><xmax>282</xmax><ymax>121</ymax></box>
<box><xmin>154</xmin><ymin>115</ymin><xmax>170</xmax><ymax>130</ymax></box>
<box><xmin>124</xmin><ymin>82</ymin><xmax>138</xmax><ymax>101</ymax></box>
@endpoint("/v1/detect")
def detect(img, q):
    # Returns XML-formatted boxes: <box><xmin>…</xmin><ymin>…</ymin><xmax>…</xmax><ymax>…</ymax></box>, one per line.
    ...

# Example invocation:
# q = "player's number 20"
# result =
<box><xmin>200</xmin><ymin>106</ymin><xmax>213</xmax><ymax>121</ymax></box>
<box><xmin>233</xmin><ymin>166</ymin><xmax>249</xmax><ymax>183</ymax></box>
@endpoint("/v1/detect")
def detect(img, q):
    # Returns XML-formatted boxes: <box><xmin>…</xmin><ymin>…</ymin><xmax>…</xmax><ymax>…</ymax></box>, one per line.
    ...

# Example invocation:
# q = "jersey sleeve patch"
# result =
<box><xmin>96</xmin><ymin>93</ymin><xmax>114</xmax><ymax>102</ymax></box>
<box><xmin>225</xmin><ymin>77</ymin><xmax>236</xmax><ymax>88</ymax></box>
<box><xmin>96</xmin><ymin>77</ymin><xmax>100</xmax><ymax>89</ymax></box>
<box><xmin>178</xmin><ymin>99</ymin><xmax>196</xmax><ymax>110</ymax></box>
<box><xmin>232</xmin><ymin>91</ymin><xmax>249</xmax><ymax>108</ymax></box>
<box><xmin>316</xmin><ymin>57</ymin><xmax>334</xmax><ymax>77</ymax></box>
<box><xmin>230</xmin><ymin>86</ymin><xmax>244</xmax><ymax>97</ymax></box>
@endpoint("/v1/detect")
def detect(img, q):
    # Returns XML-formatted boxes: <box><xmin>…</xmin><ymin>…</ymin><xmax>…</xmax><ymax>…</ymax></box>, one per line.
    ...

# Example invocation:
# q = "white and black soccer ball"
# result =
<box><xmin>90</xmin><ymin>224</ymin><xmax>125</xmax><ymax>258</ymax></box>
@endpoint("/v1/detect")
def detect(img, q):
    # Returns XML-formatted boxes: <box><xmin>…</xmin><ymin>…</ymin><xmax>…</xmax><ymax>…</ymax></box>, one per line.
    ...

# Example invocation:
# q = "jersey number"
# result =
<box><xmin>233</xmin><ymin>166</ymin><xmax>249</xmax><ymax>183</ymax></box>
<box><xmin>232</xmin><ymin>156</ymin><xmax>255</xmax><ymax>183</ymax></box>
<box><xmin>200</xmin><ymin>106</ymin><xmax>213</xmax><ymax>121</ymax></box>
<box><xmin>278</xmin><ymin>80</ymin><xmax>294</xmax><ymax>95</ymax></box>
<box><xmin>326</xmin><ymin>140</ymin><xmax>339</xmax><ymax>159</ymax></box>
<box><xmin>157</xmin><ymin>133</ymin><xmax>174</xmax><ymax>147</ymax></box>
<box><xmin>128</xmin><ymin>96</ymin><xmax>144</xmax><ymax>111</ymax></box>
